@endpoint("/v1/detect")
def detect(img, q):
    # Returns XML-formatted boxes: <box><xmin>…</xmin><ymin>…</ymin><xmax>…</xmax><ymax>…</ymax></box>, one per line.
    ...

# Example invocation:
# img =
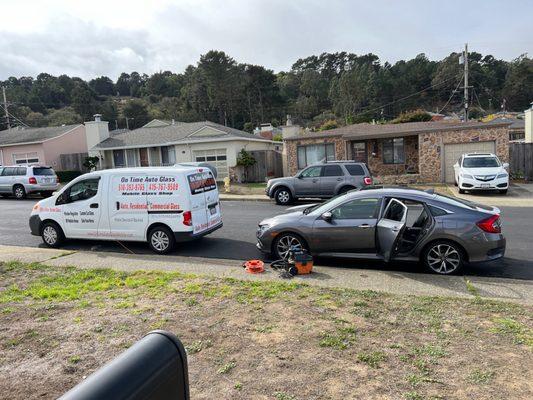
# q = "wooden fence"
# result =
<box><xmin>509</xmin><ymin>143</ymin><xmax>533</xmax><ymax>181</ymax></box>
<box><xmin>244</xmin><ymin>150</ymin><xmax>283</xmax><ymax>182</ymax></box>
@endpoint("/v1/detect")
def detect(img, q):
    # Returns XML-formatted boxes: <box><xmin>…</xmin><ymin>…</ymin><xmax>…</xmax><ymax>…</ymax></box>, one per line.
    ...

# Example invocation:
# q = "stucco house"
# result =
<box><xmin>0</xmin><ymin>124</ymin><xmax>87</xmax><ymax>169</ymax></box>
<box><xmin>90</xmin><ymin>119</ymin><xmax>282</xmax><ymax>180</ymax></box>
<box><xmin>284</xmin><ymin>120</ymin><xmax>511</xmax><ymax>184</ymax></box>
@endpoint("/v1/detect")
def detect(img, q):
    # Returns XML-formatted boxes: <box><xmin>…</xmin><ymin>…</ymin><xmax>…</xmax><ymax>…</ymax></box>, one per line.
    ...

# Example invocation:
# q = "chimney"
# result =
<box><xmin>525</xmin><ymin>102</ymin><xmax>533</xmax><ymax>143</ymax></box>
<box><xmin>84</xmin><ymin>115</ymin><xmax>110</xmax><ymax>158</ymax></box>
<box><xmin>286</xmin><ymin>114</ymin><xmax>293</xmax><ymax>126</ymax></box>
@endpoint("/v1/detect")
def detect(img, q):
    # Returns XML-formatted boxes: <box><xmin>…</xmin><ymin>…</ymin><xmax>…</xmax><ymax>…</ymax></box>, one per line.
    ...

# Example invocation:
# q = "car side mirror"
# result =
<box><xmin>503</xmin><ymin>162</ymin><xmax>509</xmax><ymax>169</ymax></box>
<box><xmin>321</xmin><ymin>212</ymin><xmax>333</xmax><ymax>222</ymax></box>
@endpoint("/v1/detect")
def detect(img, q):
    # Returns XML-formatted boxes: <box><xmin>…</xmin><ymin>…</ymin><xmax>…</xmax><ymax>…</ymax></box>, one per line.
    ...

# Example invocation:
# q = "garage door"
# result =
<box><xmin>443</xmin><ymin>141</ymin><xmax>495</xmax><ymax>183</ymax></box>
<box><xmin>193</xmin><ymin>149</ymin><xmax>228</xmax><ymax>180</ymax></box>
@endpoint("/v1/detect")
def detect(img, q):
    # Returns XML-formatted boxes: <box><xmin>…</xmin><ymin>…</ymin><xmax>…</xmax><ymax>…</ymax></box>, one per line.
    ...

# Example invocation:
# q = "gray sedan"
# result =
<box><xmin>256</xmin><ymin>187</ymin><xmax>506</xmax><ymax>274</ymax></box>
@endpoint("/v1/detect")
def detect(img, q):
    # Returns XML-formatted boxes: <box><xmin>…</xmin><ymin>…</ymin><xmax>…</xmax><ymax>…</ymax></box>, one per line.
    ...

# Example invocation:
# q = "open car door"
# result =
<box><xmin>377</xmin><ymin>198</ymin><xmax>408</xmax><ymax>262</ymax></box>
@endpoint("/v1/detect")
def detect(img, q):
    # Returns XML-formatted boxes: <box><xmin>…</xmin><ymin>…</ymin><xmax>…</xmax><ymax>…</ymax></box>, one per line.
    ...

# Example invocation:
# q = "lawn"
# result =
<box><xmin>0</xmin><ymin>261</ymin><xmax>532</xmax><ymax>399</ymax></box>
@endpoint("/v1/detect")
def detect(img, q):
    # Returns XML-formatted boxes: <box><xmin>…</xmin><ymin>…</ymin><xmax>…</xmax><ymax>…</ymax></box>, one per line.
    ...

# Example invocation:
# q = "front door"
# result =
<box><xmin>139</xmin><ymin>148</ymin><xmax>149</xmax><ymax>167</ymax></box>
<box><xmin>320</xmin><ymin>164</ymin><xmax>345</xmax><ymax>195</ymax></box>
<box><xmin>352</xmin><ymin>141</ymin><xmax>367</xmax><ymax>163</ymax></box>
<box><xmin>293</xmin><ymin>166</ymin><xmax>322</xmax><ymax>196</ymax></box>
<box><xmin>312</xmin><ymin>197</ymin><xmax>381</xmax><ymax>252</ymax></box>
<box><xmin>377</xmin><ymin>198</ymin><xmax>408</xmax><ymax>261</ymax></box>
<box><xmin>59</xmin><ymin>177</ymin><xmax>102</xmax><ymax>238</ymax></box>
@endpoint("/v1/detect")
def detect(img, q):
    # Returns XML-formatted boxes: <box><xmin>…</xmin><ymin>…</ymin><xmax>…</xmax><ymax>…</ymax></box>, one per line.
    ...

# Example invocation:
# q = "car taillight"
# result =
<box><xmin>183</xmin><ymin>211</ymin><xmax>192</xmax><ymax>226</ymax></box>
<box><xmin>56</xmin><ymin>176</ymin><xmax>60</xmax><ymax>183</ymax></box>
<box><xmin>477</xmin><ymin>214</ymin><xmax>501</xmax><ymax>233</ymax></box>
<box><xmin>363</xmin><ymin>176</ymin><xmax>373</xmax><ymax>185</ymax></box>
<box><xmin>29</xmin><ymin>177</ymin><xmax>37</xmax><ymax>184</ymax></box>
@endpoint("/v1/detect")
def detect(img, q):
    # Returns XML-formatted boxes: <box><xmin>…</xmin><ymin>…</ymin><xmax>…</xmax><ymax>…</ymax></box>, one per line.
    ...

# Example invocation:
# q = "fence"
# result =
<box><xmin>509</xmin><ymin>143</ymin><xmax>533</xmax><ymax>181</ymax></box>
<box><xmin>60</xmin><ymin>152</ymin><xmax>88</xmax><ymax>171</ymax></box>
<box><xmin>244</xmin><ymin>150</ymin><xmax>283</xmax><ymax>182</ymax></box>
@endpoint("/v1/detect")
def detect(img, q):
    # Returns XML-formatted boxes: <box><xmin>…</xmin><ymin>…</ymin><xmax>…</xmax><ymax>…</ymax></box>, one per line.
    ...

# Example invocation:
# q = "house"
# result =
<box><xmin>490</xmin><ymin>117</ymin><xmax>525</xmax><ymax>141</ymax></box>
<box><xmin>0</xmin><ymin>124</ymin><xmax>88</xmax><ymax>170</ymax></box>
<box><xmin>284</xmin><ymin>120</ymin><xmax>511</xmax><ymax>184</ymax></box>
<box><xmin>89</xmin><ymin>118</ymin><xmax>282</xmax><ymax>180</ymax></box>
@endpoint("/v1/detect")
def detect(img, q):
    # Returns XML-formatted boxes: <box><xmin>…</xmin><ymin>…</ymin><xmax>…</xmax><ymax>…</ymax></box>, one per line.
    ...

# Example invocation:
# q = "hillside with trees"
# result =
<box><xmin>1</xmin><ymin>51</ymin><xmax>531</xmax><ymax>131</ymax></box>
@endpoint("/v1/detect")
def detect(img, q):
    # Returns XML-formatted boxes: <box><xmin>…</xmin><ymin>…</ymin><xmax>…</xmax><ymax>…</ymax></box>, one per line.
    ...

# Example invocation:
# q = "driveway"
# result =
<box><xmin>0</xmin><ymin>197</ymin><xmax>532</xmax><ymax>280</ymax></box>
<box><xmin>448</xmin><ymin>182</ymin><xmax>533</xmax><ymax>207</ymax></box>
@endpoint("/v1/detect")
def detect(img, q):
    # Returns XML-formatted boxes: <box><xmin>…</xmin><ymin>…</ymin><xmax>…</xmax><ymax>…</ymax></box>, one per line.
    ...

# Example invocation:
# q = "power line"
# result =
<box><xmin>438</xmin><ymin>74</ymin><xmax>464</xmax><ymax>113</ymax></box>
<box><xmin>0</xmin><ymin>104</ymin><xmax>29</xmax><ymax>128</ymax></box>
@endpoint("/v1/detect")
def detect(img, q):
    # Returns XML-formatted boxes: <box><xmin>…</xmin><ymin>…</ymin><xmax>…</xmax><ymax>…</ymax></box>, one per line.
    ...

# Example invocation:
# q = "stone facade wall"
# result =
<box><xmin>285</xmin><ymin>136</ymin><xmax>345</xmax><ymax>175</ymax></box>
<box><xmin>419</xmin><ymin>126</ymin><xmax>509</xmax><ymax>182</ymax></box>
<box><xmin>362</xmin><ymin>135</ymin><xmax>419</xmax><ymax>177</ymax></box>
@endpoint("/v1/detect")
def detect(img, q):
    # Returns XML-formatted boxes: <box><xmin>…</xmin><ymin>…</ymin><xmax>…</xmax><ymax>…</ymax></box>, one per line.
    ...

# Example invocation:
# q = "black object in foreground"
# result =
<box><xmin>59</xmin><ymin>330</ymin><xmax>189</xmax><ymax>400</ymax></box>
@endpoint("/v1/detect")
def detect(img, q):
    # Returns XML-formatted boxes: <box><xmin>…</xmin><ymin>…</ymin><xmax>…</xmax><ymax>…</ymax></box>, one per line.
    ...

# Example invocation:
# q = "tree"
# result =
<box><xmin>89</xmin><ymin>76</ymin><xmax>115</xmax><ymax>96</ymax></box>
<box><xmin>122</xmin><ymin>99</ymin><xmax>150</xmax><ymax>129</ymax></box>
<box><xmin>391</xmin><ymin>109</ymin><xmax>432</xmax><ymax>124</ymax></box>
<box><xmin>83</xmin><ymin>156</ymin><xmax>100</xmax><ymax>171</ymax></box>
<box><xmin>502</xmin><ymin>55</ymin><xmax>533</xmax><ymax>111</ymax></box>
<box><xmin>46</xmin><ymin>107</ymin><xmax>82</xmax><ymax>126</ymax></box>
<box><xmin>71</xmin><ymin>83</ymin><xmax>96</xmax><ymax>120</ymax></box>
<box><xmin>25</xmin><ymin>112</ymin><xmax>46</xmax><ymax>127</ymax></box>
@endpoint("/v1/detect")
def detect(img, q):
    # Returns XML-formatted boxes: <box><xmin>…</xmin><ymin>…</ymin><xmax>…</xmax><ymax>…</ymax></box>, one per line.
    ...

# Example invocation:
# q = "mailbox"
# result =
<box><xmin>59</xmin><ymin>330</ymin><xmax>189</xmax><ymax>400</ymax></box>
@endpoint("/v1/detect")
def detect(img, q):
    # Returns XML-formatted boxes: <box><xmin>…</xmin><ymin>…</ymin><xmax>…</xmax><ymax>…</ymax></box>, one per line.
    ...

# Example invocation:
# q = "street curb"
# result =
<box><xmin>219</xmin><ymin>195</ymin><xmax>272</xmax><ymax>202</ymax></box>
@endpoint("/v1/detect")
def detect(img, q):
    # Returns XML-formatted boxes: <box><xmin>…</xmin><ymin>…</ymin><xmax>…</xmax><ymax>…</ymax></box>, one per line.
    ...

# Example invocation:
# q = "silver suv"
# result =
<box><xmin>266</xmin><ymin>161</ymin><xmax>373</xmax><ymax>205</ymax></box>
<box><xmin>0</xmin><ymin>165</ymin><xmax>60</xmax><ymax>199</ymax></box>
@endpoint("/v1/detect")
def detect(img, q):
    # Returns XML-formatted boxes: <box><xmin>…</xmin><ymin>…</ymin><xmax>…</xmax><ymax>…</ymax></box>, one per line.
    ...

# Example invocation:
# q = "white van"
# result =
<box><xmin>29</xmin><ymin>166</ymin><xmax>222</xmax><ymax>254</ymax></box>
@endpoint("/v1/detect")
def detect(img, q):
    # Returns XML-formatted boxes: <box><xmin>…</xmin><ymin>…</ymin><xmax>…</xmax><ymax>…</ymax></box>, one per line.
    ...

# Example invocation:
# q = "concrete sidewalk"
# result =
<box><xmin>1</xmin><ymin>245</ymin><xmax>531</xmax><ymax>305</ymax></box>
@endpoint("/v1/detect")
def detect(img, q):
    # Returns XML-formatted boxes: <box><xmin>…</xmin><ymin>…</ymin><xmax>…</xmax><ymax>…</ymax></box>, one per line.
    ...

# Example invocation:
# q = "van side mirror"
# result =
<box><xmin>59</xmin><ymin>330</ymin><xmax>189</xmax><ymax>400</ymax></box>
<box><xmin>321</xmin><ymin>212</ymin><xmax>333</xmax><ymax>222</ymax></box>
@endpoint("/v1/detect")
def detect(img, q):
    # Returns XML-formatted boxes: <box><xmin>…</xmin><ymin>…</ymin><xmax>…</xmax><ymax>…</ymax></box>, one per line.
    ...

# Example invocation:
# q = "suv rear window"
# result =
<box><xmin>345</xmin><ymin>164</ymin><xmax>365</xmax><ymax>176</ymax></box>
<box><xmin>33</xmin><ymin>167</ymin><xmax>55</xmax><ymax>176</ymax></box>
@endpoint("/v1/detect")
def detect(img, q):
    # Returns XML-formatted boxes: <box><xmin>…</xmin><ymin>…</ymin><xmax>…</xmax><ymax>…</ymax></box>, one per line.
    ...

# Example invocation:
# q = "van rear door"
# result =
<box><xmin>186</xmin><ymin>171</ymin><xmax>219</xmax><ymax>234</ymax></box>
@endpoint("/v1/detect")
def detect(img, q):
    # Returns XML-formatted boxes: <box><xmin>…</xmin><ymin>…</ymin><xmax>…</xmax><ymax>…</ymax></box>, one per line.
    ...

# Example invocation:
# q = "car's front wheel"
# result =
<box><xmin>41</xmin><ymin>221</ymin><xmax>65</xmax><ymax>248</ymax></box>
<box><xmin>422</xmin><ymin>241</ymin><xmax>464</xmax><ymax>275</ymax></box>
<box><xmin>148</xmin><ymin>226</ymin><xmax>176</xmax><ymax>254</ymax></box>
<box><xmin>273</xmin><ymin>232</ymin><xmax>307</xmax><ymax>260</ymax></box>
<box><xmin>274</xmin><ymin>188</ymin><xmax>293</xmax><ymax>205</ymax></box>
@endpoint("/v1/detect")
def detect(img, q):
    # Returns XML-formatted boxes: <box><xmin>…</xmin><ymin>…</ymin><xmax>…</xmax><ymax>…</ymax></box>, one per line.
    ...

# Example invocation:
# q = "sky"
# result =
<box><xmin>0</xmin><ymin>0</ymin><xmax>532</xmax><ymax>80</ymax></box>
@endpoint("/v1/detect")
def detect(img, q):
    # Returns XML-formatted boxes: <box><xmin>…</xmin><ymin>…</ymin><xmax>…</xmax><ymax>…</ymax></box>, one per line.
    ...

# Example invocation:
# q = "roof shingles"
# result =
<box><xmin>0</xmin><ymin>124</ymin><xmax>81</xmax><ymax>146</ymax></box>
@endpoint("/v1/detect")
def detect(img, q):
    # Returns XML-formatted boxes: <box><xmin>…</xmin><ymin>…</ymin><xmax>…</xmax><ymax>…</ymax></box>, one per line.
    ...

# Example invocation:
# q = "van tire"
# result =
<box><xmin>275</xmin><ymin>187</ymin><xmax>293</xmax><ymax>205</ymax></box>
<box><xmin>13</xmin><ymin>185</ymin><xmax>26</xmax><ymax>199</ymax></box>
<box><xmin>41</xmin><ymin>221</ymin><xmax>65</xmax><ymax>248</ymax></box>
<box><xmin>148</xmin><ymin>226</ymin><xmax>176</xmax><ymax>254</ymax></box>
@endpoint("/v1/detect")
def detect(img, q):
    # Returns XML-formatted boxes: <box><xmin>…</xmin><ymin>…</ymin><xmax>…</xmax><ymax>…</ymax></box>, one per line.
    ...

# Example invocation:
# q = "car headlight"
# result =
<box><xmin>461</xmin><ymin>173</ymin><xmax>473</xmax><ymax>179</ymax></box>
<box><xmin>257</xmin><ymin>224</ymin><xmax>270</xmax><ymax>235</ymax></box>
<box><xmin>496</xmin><ymin>173</ymin><xmax>508</xmax><ymax>179</ymax></box>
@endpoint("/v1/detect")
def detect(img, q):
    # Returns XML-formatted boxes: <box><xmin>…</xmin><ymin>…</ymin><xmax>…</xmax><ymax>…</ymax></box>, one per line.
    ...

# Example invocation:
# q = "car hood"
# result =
<box><xmin>259</xmin><ymin>210</ymin><xmax>305</xmax><ymax>226</ymax></box>
<box><xmin>462</xmin><ymin>167</ymin><xmax>505</xmax><ymax>176</ymax></box>
<box><xmin>267</xmin><ymin>177</ymin><xmax>294</xmax><ymax>186</ymax></box>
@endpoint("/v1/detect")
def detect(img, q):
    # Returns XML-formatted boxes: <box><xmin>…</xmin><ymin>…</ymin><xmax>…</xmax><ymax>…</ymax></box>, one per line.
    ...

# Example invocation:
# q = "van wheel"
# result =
<box><xmin>275</xmin><ymin>188</ymin><xmax>293</xmax><ymax>205</ymax></box>
<box><xmin>41</xmin><ymin>222</ymin><xmax>64</xmax><ymax>248</ymax></box>
<box><xmin>13</xmin><ymin>185</ymin><xmax>26</xmax><ymax>199</ymax></box>
<box><xmin>148</xmin><ymin>226</ymin><xmax>176</xmax><ymax>254</ymax></box>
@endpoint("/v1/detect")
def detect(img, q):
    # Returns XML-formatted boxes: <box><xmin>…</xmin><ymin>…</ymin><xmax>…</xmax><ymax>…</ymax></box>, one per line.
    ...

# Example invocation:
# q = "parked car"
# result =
<box><xmin>257</xmin><ymin>187</ymin><xmax>505</xmax><ymax>275</ymax></box>
<box><xmin>0</xmin><ymin>165</ymin><xmax>60</xmax><ymax>199</ymax></box>
<box><xmin>453</xmin><ymin>153</ymin><xmax>509</xmax><ymax>194</ymax></box>
<box><xmin>265</xmin><ymin>161</ymin><xmax>373</xmax><ymax>205</ymax></box>
<box><xmin>29</xmin><ymin>166</ymin><xmax>222</xmax><ymax>254</ymax></box>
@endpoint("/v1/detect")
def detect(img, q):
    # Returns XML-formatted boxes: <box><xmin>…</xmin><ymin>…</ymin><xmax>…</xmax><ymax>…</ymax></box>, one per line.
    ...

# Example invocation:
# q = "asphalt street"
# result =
<box><xmin>0</xmin><ymin>197</ymin><xmax>531</xmax><ymax>280</ymax></box>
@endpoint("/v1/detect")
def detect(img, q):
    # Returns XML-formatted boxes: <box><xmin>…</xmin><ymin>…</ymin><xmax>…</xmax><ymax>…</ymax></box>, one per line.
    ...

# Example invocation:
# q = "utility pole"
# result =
<box><xmin>463</xmin><ymin>43</ymin><xmax>469</xmax><ymax>122</ymax></box>
<box><xmin>2</xmin><ymin>86</ymin><xmax>10</xmax><ymax>130</ymax></box>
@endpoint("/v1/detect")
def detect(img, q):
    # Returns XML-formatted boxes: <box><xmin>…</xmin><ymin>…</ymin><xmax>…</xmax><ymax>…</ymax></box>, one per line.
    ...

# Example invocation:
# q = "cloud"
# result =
<box><xmin>0</xmin><ymin>0</ymin><xmax>531</xmax><ymax>80</ymax></box>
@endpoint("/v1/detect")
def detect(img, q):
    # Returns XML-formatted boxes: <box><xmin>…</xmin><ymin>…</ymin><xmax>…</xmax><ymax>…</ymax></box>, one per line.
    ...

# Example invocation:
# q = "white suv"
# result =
<box><xmin>453</xmin><ymin>153</ymin><xmax>509</xmax><ymax>194</ymax></box>
<box><xmin>0</xmin><ymin>165</ymin><xmax>60</xmax><ymax>199</ymax></box>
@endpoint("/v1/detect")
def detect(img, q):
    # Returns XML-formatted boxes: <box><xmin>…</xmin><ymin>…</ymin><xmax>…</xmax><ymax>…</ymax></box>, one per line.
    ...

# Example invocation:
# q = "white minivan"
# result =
<box><xmin>29</xmin><ymin>166</ymin><xmax>222</xmax><ymax>254</ymax></box>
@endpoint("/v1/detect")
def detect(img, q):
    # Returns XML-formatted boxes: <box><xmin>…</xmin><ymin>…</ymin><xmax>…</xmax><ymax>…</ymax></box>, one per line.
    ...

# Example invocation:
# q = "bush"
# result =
<box><xmin>391</xmin><ymin>110</ymin><xmax>432</xmax><ymax>124</ymax></box>
<box><xmin>319</xmin><ymin>119</ymin><xmax>339</xmax><ymax>131</ymax></box>
<box><xmin>56</xmin><ymin>170</ymin><xmax>83</xmax><ymax>183</ymax></box>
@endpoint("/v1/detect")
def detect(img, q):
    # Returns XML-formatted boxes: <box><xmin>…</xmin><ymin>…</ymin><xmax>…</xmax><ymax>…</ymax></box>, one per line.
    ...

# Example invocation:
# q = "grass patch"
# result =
<box><xmin>357</xmin><ymin>351</ymin><xmax>387</xmax><ymax>368</ymax></box>
<box><xmin>490</xmin><ymin>318</ymin><xmax>533</xmax><ymax>346</ymax></box>
<box><xmin>185</xmin><ymin>339</ymin><xmax>213</xmax><ymax>354</ymax></box>
<box><xmin>217</xmin><ymin>361</ymin><xmax>236</xmax><ymax>374</ymax></box>
<box><xmin>468</xmin><ymin>368</ymin><xmax>495</xmax><ymax>385</ymax></box>
<box><xmin>319</xmin><ymin>326</ymin><xmax>356</xmax><ymax>350</ymax></box>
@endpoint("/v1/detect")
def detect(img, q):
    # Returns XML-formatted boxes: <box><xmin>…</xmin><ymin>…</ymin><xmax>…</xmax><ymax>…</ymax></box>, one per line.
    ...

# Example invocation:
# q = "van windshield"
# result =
<box><xmin>188</xmin><ymin>171</ymin><xmax>216</xmax><ymax>195</ymax></box>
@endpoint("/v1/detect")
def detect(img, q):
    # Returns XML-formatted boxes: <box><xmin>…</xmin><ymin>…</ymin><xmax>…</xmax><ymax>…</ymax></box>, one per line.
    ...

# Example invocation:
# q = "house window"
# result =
<box><xmin>113</xmin><ymin>150</ymin><xmax>125</xmax><ymax>167</ymax></box>
<box><xmin>382</xmin><ymin>138</ymin><xmax>405</xmax><ymax>164</ymax></box>
<box><xmin>351</xmin><ymin>142</ymin><xmax>367</xmax><ymax>163</ymax></box>
<box><xmin>126</xmin><ymin>149</ymin><xmax>139</xmax><ymax>167</ymax></box>
<box><xmin>161</xmin><ymin>146</ymin><xmax>176</xmax><ymax>165</ymax></box>
<box><xmin>12</xmin><ymin>152</ymin><xmax>39</xmax><ymax>165</ymax></box>
<box><xmin>297</xmin><ymin>143</ymin><xmax>335</xmax><ymax>169</ymax></box>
